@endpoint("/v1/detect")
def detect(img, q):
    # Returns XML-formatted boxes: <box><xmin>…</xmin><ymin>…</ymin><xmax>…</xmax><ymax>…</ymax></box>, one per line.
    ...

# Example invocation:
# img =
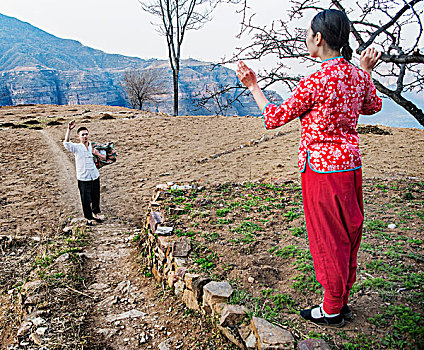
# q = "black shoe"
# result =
<box><xmin>341</xmin><ymin>305</ymin><xmax>353</xmax><ymax>321</ymax></box>
<box><xmin>92</xmin><ymin>214</ymin><xmax>104</xmax><ymax>223</ymax></box>
<box><xmin>86</xmin><ymin>220</ymin><xmax>93</xmax><ymax>226</ymax></box>
<box><xmin>300</xmin><ymin>305</ymin><xmax>345</xmax><ymax>328</ymax></box>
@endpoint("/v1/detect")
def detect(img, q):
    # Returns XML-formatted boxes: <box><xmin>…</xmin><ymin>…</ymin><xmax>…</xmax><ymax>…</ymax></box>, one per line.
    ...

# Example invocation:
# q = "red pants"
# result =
<box><xmin>301</xmin><ymin>163</ymin><xmax>364</xmax><ymax>314</ymax></box>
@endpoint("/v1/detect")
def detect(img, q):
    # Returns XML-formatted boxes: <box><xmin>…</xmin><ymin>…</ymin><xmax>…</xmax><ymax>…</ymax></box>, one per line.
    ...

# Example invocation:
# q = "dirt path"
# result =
<box><xmin>39</xmin><ymin>130</ymin><xmax>145</xmax><ymax>347</ymax></box>
<box><xmin>39</xmin><ymin>128</ymin><xmax>229</xmax><ymax>349</ymax></box>
<box><xmin>41</xmin><ymin>129</ymin><xmax>147</xmax><ymax>347</ymax></box>
<box><xmin>82</xmin><ymin>220</ymin><xmax>150</xmax><ymax>349</ymax></box>
<box><xmin>40</xmin><ymin>129</ymin><xmax>80</xmax><ymax>212</ymax></box>
<box><xmin>39</xmin><ymin>129</ymin><xmax>167</xmax><ymax>348</ymax></box>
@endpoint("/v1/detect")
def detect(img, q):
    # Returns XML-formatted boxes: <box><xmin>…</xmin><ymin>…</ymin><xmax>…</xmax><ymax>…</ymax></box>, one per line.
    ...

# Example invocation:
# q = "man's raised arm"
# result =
<box><xmin>65</xmin><ymin>120</ymin><xmax>75</xmax><ymax>142</ymax></box>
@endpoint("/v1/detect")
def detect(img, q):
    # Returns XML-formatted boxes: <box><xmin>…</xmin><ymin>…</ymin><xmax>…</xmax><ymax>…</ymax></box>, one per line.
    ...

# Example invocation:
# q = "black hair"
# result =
<box><xmin>311</xmin><ymin>9</ymin><xmax>353</xmax><ymax>61</ymax></box>
<box><xmin>77</xmin><ymin>126</ymin><xmax>88</xmax><ymax>134</ymax></box>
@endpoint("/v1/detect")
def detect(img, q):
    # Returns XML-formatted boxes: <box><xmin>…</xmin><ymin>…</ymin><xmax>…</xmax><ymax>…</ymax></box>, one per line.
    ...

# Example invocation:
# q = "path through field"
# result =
<box><xmin>40</xmin><ymin>129</ymin><xmax>80</xmax><ymax>211</ymax></box>
<box><xmin>39</xmin><ymin>127</ymin><xmax>231</xmax><ymax>349</ymax></box>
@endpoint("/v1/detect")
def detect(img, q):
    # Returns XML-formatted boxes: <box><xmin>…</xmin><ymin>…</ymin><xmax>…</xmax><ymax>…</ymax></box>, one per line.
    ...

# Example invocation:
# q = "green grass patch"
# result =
<box><xmin>283</xmin><ymin>210</ymin><xmax>300</xmax><ymax>221</ymax></box>
<box><xmin>289</xmin><ymin>225</ymin><xmax>307</xmax><ymax>237</ymax></box>
<box><xmin>369</xmin><ymin>305</ymin><xmax>424</xmax><ymax>349</ymax></box>
<box><xmin>203</xmin><ymin>231</ymin><xmax>220</xmax><ymax>242</ymax></box>
<box><xmin>216</xmin><ymin>208</ymin><xmax>231</xmax><ymax>217</ymax></box>
<box><xmin>364</xmin><ymin>219</ymin><xmax>386</xmax><ymax>232</ymax></box>
<box><xmin>229</xmin><ymin>221</ymin><xmax>263</xmax><ymax>244</ymax></box>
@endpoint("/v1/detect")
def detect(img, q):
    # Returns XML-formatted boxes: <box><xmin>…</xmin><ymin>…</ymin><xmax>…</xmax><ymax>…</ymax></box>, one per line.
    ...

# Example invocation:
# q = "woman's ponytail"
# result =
<box><xmin>341</xmin><ymin>44</ymin><xmax>353</xmax><ymax>61</ymax></box>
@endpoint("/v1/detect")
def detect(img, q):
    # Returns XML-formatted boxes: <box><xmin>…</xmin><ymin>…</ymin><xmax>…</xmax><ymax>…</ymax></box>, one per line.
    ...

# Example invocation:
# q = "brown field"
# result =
<box><xmin>0</xmin><ymin>104</ymin><xmax>423</xmax><ymax>349</ymax></box>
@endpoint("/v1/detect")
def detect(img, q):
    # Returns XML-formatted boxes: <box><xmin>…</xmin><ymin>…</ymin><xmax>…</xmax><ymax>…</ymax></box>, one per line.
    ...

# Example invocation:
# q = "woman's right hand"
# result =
<box><xmin>236</xmin><ymin>60</ymin><xmax>258</xmax><ymax>90</ymax></box>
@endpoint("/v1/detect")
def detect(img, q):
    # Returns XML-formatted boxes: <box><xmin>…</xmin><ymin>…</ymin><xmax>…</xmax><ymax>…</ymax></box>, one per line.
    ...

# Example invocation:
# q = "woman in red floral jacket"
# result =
<box><xmin>237</xmin><ymin>9</ymin><xmax>382</xmax><ymax>328</ymax></box>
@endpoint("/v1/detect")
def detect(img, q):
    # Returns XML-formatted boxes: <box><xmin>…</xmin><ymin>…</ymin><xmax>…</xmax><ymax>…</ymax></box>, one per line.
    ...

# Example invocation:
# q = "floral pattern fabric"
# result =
<box><xmin>263</xmin><ymin>57</ymin><xmax>382</xmax><ymax>173</ymax></box>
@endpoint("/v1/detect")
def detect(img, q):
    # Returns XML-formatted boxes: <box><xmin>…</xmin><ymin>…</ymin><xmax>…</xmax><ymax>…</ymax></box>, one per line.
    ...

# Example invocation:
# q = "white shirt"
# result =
<box><xmin>63</xmin><ymin>141</ymin><xmax>100</xmax><ymax>181</ymax></box>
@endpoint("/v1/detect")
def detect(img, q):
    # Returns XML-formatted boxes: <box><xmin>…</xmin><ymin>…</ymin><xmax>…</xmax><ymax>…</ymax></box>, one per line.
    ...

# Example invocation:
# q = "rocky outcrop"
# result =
<box><xmin>1</xmin><ymin>68</ymin><xmax>127</xmax><ymax>106</ymax></box>
<box><xmin>0</xmin><ymin>62</ymin><xmax>279</xmax><ymax>116</ymax></box>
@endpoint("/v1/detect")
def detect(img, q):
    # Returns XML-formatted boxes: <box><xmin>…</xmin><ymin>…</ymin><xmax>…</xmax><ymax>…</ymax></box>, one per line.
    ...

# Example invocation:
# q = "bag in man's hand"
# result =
<box><xmin>91</xmin><ymin>142</ymin><xmax>117</xmax><ymax>169</ymax></box>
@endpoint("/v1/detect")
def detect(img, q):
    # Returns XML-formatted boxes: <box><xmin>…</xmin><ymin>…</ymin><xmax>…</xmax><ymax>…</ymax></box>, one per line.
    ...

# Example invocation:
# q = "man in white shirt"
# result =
<box><xmin>64</xmin><ymin>120</ymin><xmax>106</xmax><ymax>225</ymax></box>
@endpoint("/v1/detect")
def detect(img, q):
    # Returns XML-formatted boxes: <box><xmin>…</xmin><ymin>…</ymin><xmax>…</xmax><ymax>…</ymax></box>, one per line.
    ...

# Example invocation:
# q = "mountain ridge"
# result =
<box><xmin>0</xmin><ymin>13</ymin><xmax>150</xmax><ymax>72</ymax></box>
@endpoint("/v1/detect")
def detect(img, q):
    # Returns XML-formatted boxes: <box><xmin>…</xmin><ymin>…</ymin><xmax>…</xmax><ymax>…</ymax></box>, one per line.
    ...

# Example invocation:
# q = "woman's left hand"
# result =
<box><xmin>236</xmin><ymin>60</ymin><xmax>258</xmax><ymax>90</ymax></box>
<box><xmin>236</xmin><ymin>60</ymin><xmax>270</xmax><ymax>112</ymax></box>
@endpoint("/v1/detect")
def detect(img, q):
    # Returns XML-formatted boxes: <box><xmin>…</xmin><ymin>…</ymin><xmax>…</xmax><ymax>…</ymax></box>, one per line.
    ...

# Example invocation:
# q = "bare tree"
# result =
<box><xmin>121</xmin><ymin>68</ymin><xmax>166</xmax><ymax>110</ymax></box>
<box><xmin>202</xmin><ymin>0</ymin><xmax>424</xmax><ymax>126</ymax></box>
<box><xmin>139</xmin><ymin>0</ymin><xmax>240</xmax><ymax>116</ymax></box>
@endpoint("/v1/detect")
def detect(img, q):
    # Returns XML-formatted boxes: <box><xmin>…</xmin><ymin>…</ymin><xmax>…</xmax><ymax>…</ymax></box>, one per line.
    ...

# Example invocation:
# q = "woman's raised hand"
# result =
<box><xmin>236</xmin><ymin>60</ymin><xmax>258</xmax><ymax>90</ymax></box>
<box><xmin>360</xmin><ymin>48</ymin><xmax>381</xmax><ymax>75</ymax></box>
<box><xmin>236</xmin><ymin>60</ymin><xmax>269</xmax><ymax>111</ymax></box>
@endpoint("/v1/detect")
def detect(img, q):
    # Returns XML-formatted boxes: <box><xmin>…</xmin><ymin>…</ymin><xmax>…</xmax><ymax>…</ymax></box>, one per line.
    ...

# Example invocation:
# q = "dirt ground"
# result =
<box><xmin>0</xmin><ymin>104</ymin><xmax>423</xmax><ymax>349</ymax></box>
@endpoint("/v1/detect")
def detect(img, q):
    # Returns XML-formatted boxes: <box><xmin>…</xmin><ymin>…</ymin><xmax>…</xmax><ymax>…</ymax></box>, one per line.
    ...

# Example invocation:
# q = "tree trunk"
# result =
<box><xmin>172</xmin><ymin>68</ymin><xmax>179</xmax><ymax>116</ymax></box>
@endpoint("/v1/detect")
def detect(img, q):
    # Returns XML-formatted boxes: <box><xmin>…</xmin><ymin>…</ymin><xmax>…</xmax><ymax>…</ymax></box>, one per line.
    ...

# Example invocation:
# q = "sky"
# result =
<box><xmin>1</xmin><ymin>0</ymin><xmax>284</xmax><ymax>63</ymax></box>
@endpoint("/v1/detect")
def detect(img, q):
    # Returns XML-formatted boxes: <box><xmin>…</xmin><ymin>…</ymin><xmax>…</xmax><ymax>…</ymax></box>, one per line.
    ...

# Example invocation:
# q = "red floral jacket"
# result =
<box><xmin>263</xmin><ymin>57</ymin><xmax>382</xmax><ymax>173</ymax></box>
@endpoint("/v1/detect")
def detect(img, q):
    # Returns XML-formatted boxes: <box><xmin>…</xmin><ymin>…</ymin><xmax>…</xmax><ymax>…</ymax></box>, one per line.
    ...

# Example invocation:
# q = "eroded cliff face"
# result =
<box><xmin>0</xmin><ymin>13</ymin><xmax>282</xmax><ymax>116</ymax></box>
<box><xmin>0</xmin><ymin>63</ymin><xmax>278</xmax><ymax>116</ymax></box>
<box><xmin>1</xmin><ymin>69</ymin><xmax>127</xmax><ymax>107</ymax></box>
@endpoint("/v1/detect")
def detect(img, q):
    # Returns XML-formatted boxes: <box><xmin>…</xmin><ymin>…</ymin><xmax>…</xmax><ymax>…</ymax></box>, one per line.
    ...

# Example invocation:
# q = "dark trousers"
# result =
<box><xmin>77</xmin><ymin>178</ymin><xmax>101</xmax><ymax>220</ymax></box>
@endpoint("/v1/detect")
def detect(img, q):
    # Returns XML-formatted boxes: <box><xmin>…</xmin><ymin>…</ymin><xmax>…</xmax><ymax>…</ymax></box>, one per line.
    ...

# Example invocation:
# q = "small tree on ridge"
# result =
<box><xmin>121</xmin><ymin>68</ymin><xmax>166</xmax><ymax>110</ymax></box>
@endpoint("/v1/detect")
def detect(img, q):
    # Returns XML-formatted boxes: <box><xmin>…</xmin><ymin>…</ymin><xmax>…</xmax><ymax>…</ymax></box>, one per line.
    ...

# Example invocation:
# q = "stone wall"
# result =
<box><xmin>141</xmin><ymin>183</ymin><xmax>330</xmax><ymax>350</ymax></box>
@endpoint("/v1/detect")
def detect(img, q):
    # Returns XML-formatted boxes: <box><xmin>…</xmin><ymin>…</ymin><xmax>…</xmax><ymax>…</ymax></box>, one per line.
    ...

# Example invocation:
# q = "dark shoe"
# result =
<box><xmin>300</xmin><ymin>305</ymin><xmax>345</xmax><ymax>328</ymax></box>
<box><xmin>93</xmin><ymin>214</ymin><xmax>104</xmax><ymax>223</ymax></box>
<box><xmin>86</xmin><ymin>220</ymin><xmax>93</xmax><ymax>226</ymax></box>
<box><xmin>341</xmin><ymin>305</ymin><xmax>353</xmax><ymax>321</ymax></box>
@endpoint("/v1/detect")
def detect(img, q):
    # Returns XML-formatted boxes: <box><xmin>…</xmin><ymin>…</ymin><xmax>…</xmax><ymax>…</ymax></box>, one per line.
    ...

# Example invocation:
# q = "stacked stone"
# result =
<box><xmin>143</xmin><ymin>182</ymin><xmax>324</xmax><ymax>350</ymax></box>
